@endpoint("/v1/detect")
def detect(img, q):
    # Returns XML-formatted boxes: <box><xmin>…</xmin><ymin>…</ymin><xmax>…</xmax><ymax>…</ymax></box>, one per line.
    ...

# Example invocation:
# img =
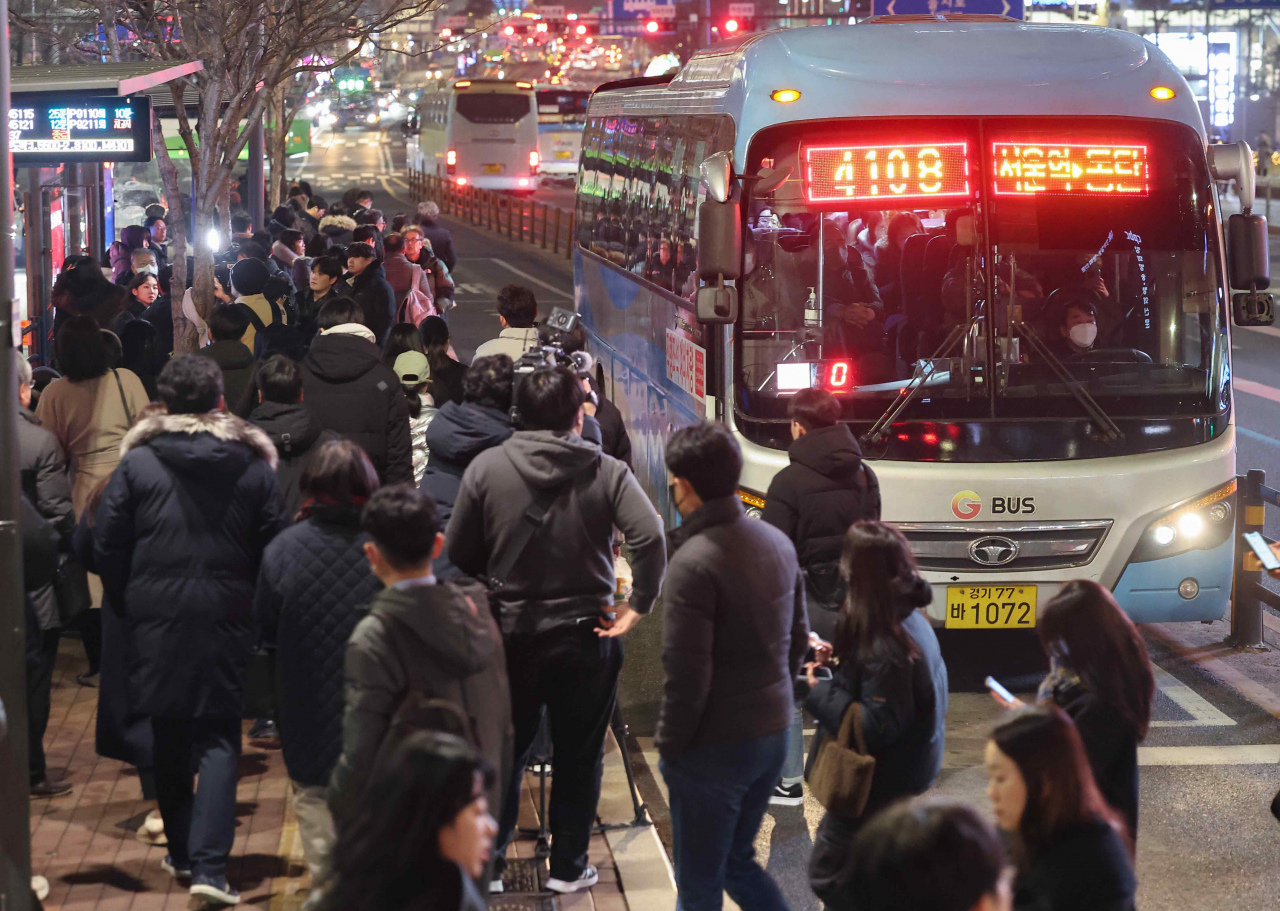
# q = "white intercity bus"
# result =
<box><xmin>572</xmin><ymin>16</ymin><xmax>1274</xmax><ymax>629</ymax></box>
<box><xmin>537</xmin><ymin>88</ymin><xmax>590</xmax><ymax>179</ymax></box>
<box><xmin>411</xmin><ymin>79</ymin><xmax>540</xmax><ymax>191</ymax></box>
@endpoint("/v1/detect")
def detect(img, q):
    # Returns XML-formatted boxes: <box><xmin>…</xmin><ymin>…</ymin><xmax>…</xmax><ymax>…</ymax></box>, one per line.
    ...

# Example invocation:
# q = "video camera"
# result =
<box><xmin>509</xmin><ymin>306</ymin><xmax>598</xmax><ymax>427</ymax></box>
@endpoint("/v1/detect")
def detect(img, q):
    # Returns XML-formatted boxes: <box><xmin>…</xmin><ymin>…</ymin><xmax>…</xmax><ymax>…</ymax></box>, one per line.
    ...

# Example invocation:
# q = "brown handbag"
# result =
<box><xmin>807</xmin><ymin>701</ymin><xmax>877</xmax><ymax>819</ymax></box>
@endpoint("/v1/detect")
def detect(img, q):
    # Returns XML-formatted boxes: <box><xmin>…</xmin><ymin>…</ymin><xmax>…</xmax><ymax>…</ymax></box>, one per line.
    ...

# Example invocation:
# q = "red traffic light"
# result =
<box><xmin>725</xmin><ymin>18</ymin><xmax>739</xmax><ymax>31</ymax></box>
<box><xmin>575</xmin><ymin>23</ymin><xmax>588</xmax><ymax>34</ymax></box>
<box><xmin>645</xmin><ymin>19</ymin><xmax>660</xmax><ymax>32</ymax></box>
<box><xmin>440</xmin><ymin>27</ymin><xmax>452</xmax><ymax>37</ymax></box>
<box><xmin>503</xmin><ymin>24</ymin><xmax>515</xmax><ymax>35</ymax></box>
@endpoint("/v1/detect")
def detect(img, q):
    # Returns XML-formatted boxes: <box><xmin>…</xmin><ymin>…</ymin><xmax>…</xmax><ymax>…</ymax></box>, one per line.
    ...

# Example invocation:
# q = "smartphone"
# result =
<box><xmin>798</xmin><ymin>666</ymin><xmax>834</xmax><ymax>685</ymax></box>
<box><xmin>985</xmin><ymin>676</ymin><xmax>1016</xmax><ymax>704</ymax></box>
<box><xmin>1243</xmin><ymin>531</ymin><xmax>1280</xmax><ymax>572</ymax></box>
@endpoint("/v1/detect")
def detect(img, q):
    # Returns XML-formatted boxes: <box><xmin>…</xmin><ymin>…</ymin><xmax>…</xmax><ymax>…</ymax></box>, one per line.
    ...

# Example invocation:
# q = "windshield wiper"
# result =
<box><xmin>861</xmin><ymin>318</ymin><xmax>974</xmax><ymax>453</ymax></box>
<box><xmin>1013</xmin><ymin>322</ymin><xmax>1124</xmax><ymax>443</ymax></box>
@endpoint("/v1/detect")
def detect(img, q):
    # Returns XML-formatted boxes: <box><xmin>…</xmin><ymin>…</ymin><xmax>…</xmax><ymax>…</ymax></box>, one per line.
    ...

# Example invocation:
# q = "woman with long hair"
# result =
<box><xmin>804</xmin><ymin>521</ymin><xmax>948</xmax><ymax>908</ymax></box>
<box><xmin>1030</xmin><ymin>580</ymin><xmax>1153</xmax><ymax>837</ymax></box>
<box><xmin>382</xmin><ymin>321</ymin><xmax>426</xmax><ymax>368</ymax></box>
<box><xmin>986</xmin><ymin>706</ymin><xmax>1136</xmax><ymax>910</ymax></box>
<box><xmin>318</xmin><ymin>731</ymin><xmax>497</xmax><ymax>911</ymax></box>
<box><xmin>254</xmin><ymin>440</ymin><xmax>382</xmax><ymax>887</ymax></box>
<box><xmin>420</xmin><ymin>316</ymin><xmax>465</xmax><ymax>406</ymax></box>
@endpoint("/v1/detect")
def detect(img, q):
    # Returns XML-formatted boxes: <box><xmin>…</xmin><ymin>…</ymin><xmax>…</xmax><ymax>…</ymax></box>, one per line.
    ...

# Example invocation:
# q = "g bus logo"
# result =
<box><xmin>952</xmin><ymin>490</ymin><xmax>982</xmax><ymax>520</ymax></box>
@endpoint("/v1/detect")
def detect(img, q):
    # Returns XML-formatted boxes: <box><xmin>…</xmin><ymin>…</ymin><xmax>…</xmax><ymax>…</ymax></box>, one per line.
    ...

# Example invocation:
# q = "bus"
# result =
<box><xmin>537</xmin><ymin>89</ymin><xmax>590</xmax><ymax>180</ymax></box>
<box><xmin>572</xmin><ymin>18</ymin><xmax>1272</xmax><ymax>629</ymax></box>
<box><xmin>411</xmin><ymin>79</ymin><xmax>539</xmax><ymax>191</ymax></box>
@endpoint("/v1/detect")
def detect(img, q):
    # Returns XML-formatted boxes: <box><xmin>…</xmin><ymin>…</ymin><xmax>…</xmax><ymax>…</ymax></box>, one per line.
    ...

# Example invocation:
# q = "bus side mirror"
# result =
<box><xmin>696</xmin><ymin>184</ymin><xmax>742</xmax><ymax>325</ymax></box>
<box><xmin>1209</xmin><ymin>141</ymin><xmax>1257</xmax><ymax>211</ymax></box>
<box><xmin>1228</xmin><ymin>213</ymin><xmax>1274</xmax><ymax>326</ymax></box>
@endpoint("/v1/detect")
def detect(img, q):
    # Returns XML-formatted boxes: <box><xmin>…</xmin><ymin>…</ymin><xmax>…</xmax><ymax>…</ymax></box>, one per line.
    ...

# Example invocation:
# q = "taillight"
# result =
<box><xmin>447</xmin><ymin>149</ymin><xmax>457</xmax><ymax>175</ymax></box>
<box><xmin>529</xmin><ymin>150</ymin><xmax>539</xmax><ymax>173</ymax></box>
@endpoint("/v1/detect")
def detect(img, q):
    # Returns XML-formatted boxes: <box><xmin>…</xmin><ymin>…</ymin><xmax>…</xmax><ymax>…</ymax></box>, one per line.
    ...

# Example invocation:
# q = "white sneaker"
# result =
<box><xmin>190</xmin><ymin>879</ymin><xmax>241</xmax><ymax>906</ymax></box>
<box><xmin>489</xmin><ymin>879</ymin><xmax>505</xmax><ymax>894</ymax></box>
<box><xmin>32</xmin><ymin>876</ymin><xmax>50</xmax><ymax>901</ymax></box>
<box><xmin>546</xmin><ymin>865</ymin><xmax>599</xmax><ymax>893</ymax></box>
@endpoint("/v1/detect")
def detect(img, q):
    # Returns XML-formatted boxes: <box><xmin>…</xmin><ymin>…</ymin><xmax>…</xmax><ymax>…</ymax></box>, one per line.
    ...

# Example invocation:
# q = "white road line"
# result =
<box><xmin>1138</xmin><ymin>745</ymin><xmax>1280</xmax><ymax>766</ymax></box>
<box><xmin>1150</xmin><ymin>666</ymin><xmax>1236</xmax><ymax>728</ymax></box>
<box><xmin>488</xmin><ymin>258</ymin><xmax>573</xmax><ymax>299</ymax></box>
<box><xmin>1235</xmin><ymin>376</ymin><xmax>1280</xmax><ymax>405</ymax></box>
<box><xmin>1243</xmin><ymin>324</ymin><xmax>1280</xmax><ymax>340</ymax></box>
<box><xmin>454</xmin><ymin>282</ymin><xmax>497</xmax><ymax>296</ymax></box>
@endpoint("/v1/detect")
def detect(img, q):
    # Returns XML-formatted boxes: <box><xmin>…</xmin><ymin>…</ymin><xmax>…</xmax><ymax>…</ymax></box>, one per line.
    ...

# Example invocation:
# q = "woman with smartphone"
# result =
<box><xmin>985</xmin><ymin>706</ymin><xmax>1136</xmax><ymax>911</ymax></box>
<box><xmin>991</xmin><ymin>580</ymin><xmax>1153</xmax><ymax>838</ymax></box>
<box><xmin>803</xmin><ymin>522</ymin><xmax>948</xmax><ymax>907</ymax></box>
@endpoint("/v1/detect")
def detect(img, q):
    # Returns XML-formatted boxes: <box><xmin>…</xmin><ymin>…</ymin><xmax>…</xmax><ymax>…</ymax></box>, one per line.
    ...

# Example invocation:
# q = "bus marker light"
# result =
<box><xmin>770</xmin><ymin>89</ymin><xmax>801</xmax><ymax>103</ymax></box>
<box><xmin>1150</xmin><ymin>86</ymin><xmax>1175</xmax><ymax>101</ymax></box>
<box><xmin>516</xmin><ymin>81</ymin><xmax>533</xmax><ymax>88</ymax></box>
<box><xmin>455</xmin><ymin>80</ymin><xmax>472</xmax><ymax>88</ymax></box>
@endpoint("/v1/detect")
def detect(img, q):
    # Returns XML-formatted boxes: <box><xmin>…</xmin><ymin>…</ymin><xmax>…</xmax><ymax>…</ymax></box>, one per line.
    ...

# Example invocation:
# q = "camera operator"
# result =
<box><xmin>446</xmin><ymin>365</ymin><xmax>666</xmax><ymax>894</ymax></box>
<box><xmin>555</xmin><ymin>323</ymin><xmax>632</xmax><ymax>468</ymax></box>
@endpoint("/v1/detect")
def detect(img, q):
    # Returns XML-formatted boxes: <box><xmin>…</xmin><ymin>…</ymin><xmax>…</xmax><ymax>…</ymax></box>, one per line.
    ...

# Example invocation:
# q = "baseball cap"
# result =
<box><xmin>393</xmin><ymin>350</ymin><xmax>430</xmax><ymax>387</ymax></box>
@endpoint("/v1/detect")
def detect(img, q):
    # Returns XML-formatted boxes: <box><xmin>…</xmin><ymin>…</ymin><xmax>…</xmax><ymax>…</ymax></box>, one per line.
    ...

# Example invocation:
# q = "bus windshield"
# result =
<box><xmin>738</xmin><ymin>118</ymin><xmax>1227</xmax><ymax>432</ymax></box>
<box><xmin>455</xmin><ymin>92</ymin><xmax>532</xmax><ymax>124</ymax></box>
<box><xmin>538</xmin><ymin>90</ymin><xmax>590</xmax><ymax>124</ymax></box>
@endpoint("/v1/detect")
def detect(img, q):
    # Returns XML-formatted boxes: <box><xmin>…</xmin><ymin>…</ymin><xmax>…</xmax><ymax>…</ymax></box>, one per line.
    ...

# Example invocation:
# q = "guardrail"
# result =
<box><xmin>406</xmin><ymin>168</ymin><xmax>576</xmax><ymax>261</ymax></box>
<box><xmin>1234</xmin><ymin>468</ymin><xmax>1276</xmax><ymax>649</ymax></box>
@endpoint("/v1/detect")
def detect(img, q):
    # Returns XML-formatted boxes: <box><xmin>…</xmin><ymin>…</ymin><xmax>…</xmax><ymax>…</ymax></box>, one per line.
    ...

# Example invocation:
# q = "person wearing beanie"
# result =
<box><xmin>231</xmin><ymin>258</ymin><xmax>286</xmax><ymax>353</ymax></box>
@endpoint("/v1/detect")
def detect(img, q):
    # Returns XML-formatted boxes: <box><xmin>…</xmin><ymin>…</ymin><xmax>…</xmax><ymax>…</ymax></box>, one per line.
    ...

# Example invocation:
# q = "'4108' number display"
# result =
<box><xmin>804</xmin><ymin>142</ymin><xmax>971</xmax><ymax>204</ymax></box>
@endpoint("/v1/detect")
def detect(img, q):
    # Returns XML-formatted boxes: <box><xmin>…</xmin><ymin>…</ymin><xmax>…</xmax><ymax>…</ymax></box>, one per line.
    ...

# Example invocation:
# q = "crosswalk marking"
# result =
<box><xmin>454</xmin><ymin>282</ymin><xmax>497</xmax><ymax>296</ymax></box>
<box><xmin>1150</xmin><ymin>666</ymin><xmax>1236</xmax><ymax>728</ymax></box>
<box><xmin>1235</xmin><ymin>376</ymin><xmax>1280</xmax><ymax>404</ymax></box>
<box><xmin>1138</xmin><ymin>744</ymin><xmax>1280</xmax><ymax>765</ymax></box>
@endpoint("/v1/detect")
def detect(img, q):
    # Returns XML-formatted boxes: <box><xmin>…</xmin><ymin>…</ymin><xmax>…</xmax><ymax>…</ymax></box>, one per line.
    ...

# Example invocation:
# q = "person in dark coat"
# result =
<box><xmin>248</xmin><ymin>355</ymin><xmax>343</xmax><ymax>519</ymax></box>
<box><xmin>196</xmin><ymin>304</ymin><xmax>257</xmax><ymax>414</ymax></box>
<box><xmin>254</xmin><ymin>440</ymin><xmax>382</xmax><ymax>884</ymax></box>
<box><xmin>300</xmin><ymin>297</ymin><xmax>414</xmax><ymax>485</ymax></box>
<box><xmin>16</xmin><ymin>354</ymin><xmax>76</xmax><ymax>797</ymax></box>
<box><xmin>345</xmin><ymin>243</ymin><xmax>397</xmax><ymax>345</ymax></box>
<box><xmin>329</xmin><ymin>485</ymin><xmax>513</xmax><ymax>845</ymax></box>
<box><xmin>421</xmin><ymin>316</ymin><xmax>466</xmax><ymax>407</ymax></box>
<box><xmin>141</xmin><ymin>267</ymin><xmax>175</xmax><ymax>357</ymax></box>
<box><xmin>297</xmin><ymin>255</ymin><xmax>348</xmax><ymax>347</ymax></box>
<box><xmin>94</xmin><ymin>355</ymin><xmax>287</xmax><ymax>903</ymax></box>
<box><xmin>20</xmin><ymin>492</ymin><xmax>68</xmax><ymax>798</ymax></box>
<box><xmin>804</xmin><ymin>522</ymin><xmax>947</xmax><ymax>908</ymax></box>
<box><xmin>559</xmin><ymin>325</ymin><xmax>632</xmax><ymax>467</ymax></box>
<box><xmin>416</xmin><ymin>201</ymin><xmax>457</xmax><ymax>272</ymax></box>
<box><xmin>658</xmin><ymin>422</ymin><xmax>806</xmax><ymax>911</ymax></box>
<box><xmin>986</xmin><ymin>706</ymin><xmax>1136</xmax><ymax>911</ymax></box>
<box><xmin>1009</xmin><ymin>580</ymin><xmax>1152</xmax><ymax>839</ymax></box>
<box><xmin>420</xmin><ymin>355</ymin><xmax>514</xmax><ymax>581</ymax></box>
<box><xmin>761</xmin><ymin>387</ymin><xmax>880</xmax><ymax>806</ymax></box>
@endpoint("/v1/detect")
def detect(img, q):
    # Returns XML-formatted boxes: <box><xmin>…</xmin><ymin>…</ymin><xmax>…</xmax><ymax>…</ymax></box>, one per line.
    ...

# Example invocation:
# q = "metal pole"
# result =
<box><xmin>0</xmin><ymin>0</ymin><xmax>35</xmax><ymax>898</ymax></box>
<box><xmin>1233</xmin><ymin>469</ymin><xmax>1267</xmax><ymax>649</ymax></box>
<box><xmin>247</xmin><ymin>119</ymin><xmax>264</xmax><ymax>230</ymax></box>
<box><xmin>701</xmin><ymin>0</ymin><xmax>712</xmax><ymax>47</ymax></box>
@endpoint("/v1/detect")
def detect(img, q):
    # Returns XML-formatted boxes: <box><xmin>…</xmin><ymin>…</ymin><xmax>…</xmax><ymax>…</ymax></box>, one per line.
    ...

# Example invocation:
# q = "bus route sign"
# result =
<box><xmin>870</xmin><ymin>0</ymin><xmax>1024</xmax><ymax>18</ymax></box>
<box><xmin>666</xmin><ymin>329</ymin><xmax>706</xmax><ymax>401</ymax></box>
<box><xmin>10</xmin><ymin>93</ymin><xmax>152</xmax><ymax>163</ymax></box>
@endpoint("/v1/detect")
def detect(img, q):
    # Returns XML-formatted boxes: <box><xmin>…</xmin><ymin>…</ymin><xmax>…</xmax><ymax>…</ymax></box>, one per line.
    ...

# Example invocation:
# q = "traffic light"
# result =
<box><xmin>644</xmin><ymin>18</ymin><xmax>675</xmax><ymax>34</ymax></box>
<box><xmin>723</xmin><ymin>16</ymin><xmax>753</xmax><ymax>33</ymax></box>
<box><xmin>573</xmin><ymin>22</ymin><xmax>595</xmax><ymax>35</ymax></box>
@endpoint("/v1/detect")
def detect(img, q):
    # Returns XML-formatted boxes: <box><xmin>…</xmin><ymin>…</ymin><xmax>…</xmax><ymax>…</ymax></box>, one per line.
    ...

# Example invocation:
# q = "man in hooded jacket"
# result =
<box><xmin>419</xmin><ymin>354</ymin><xmax>514</xmax><ymax>581</ymax></box>
<box><xmin>447</xmin><ymin>366</ymin><xmax>665</xmax><ymax>894</ymax></box>
<box><xmin>94</xmin><ymin>355</ymin><xmax>286</xmax><ymax>905</ymax></box>
<box><xmin>300</xmin><ymin>297</ymin><xmax>413</xmax><ymax>485</ymax></box>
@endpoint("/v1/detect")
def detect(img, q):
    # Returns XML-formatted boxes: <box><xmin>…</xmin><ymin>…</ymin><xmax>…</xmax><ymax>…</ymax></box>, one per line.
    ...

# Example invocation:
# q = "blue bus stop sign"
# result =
<box><xmin>870</xmin><ymin>0</ymin><xmax>1025</xmax><ymax>17</ymax></box>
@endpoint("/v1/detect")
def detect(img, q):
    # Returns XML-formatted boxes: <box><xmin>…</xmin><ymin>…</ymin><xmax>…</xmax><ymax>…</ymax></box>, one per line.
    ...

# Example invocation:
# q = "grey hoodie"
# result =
<box><xmin>329</xmin><ymin>579</ymin><xmax>513</xmax><ymax>826</ymax></box>
<box><xmin>447</xmin><ymin>429</ymin><xmax>665</xmax><ymax>634</ymax></box>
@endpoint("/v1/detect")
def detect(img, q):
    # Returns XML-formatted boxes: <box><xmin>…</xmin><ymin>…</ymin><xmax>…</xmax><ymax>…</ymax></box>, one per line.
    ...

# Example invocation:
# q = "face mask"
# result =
<box><xmin>140</xmin><ymin>263</ymin><xmax>158</xmax><ymax>276</ymax></box>
<box><xmin>1069</xmin><ymin>322</ymin><xmax>1097</xmax><ymax>348</ymax></box>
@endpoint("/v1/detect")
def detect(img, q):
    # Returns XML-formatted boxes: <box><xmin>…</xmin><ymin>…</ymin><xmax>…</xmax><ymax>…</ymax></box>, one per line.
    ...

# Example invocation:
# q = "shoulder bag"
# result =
<box><xmin>807</xmin><ymin>701</ymin><xmax>876</xmax><ymax>819</ymax></box>
<box><xmin>486</xmin><ymin>453</ymin><xmax>573</xmax><ymax>592</ymax></box>
<box><xmin>111</xmin><ymin>368</ymin><xmax>135</xmax><ymax>427</ymax></box>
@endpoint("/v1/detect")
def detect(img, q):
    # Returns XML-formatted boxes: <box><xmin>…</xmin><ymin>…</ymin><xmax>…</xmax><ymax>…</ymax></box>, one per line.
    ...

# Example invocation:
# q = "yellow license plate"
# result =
<box><xmin>483</xmin><ymin>164</ymin><xmax>503</xmax><ymax>174</ymax></box>
<box><xmin>555</xmin><ymin>150</ymin><xmax>574</xmax><ymax>159</ymax></box>
<box><xmin>945</xmin><ymin>585</ymin><xmax>1037</xmax><ymax>629</ymax></box>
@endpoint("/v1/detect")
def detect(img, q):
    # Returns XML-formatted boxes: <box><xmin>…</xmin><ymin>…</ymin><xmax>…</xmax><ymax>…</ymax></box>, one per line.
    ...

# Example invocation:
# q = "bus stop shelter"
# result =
<box><xmin>11</xmin><ymin>61</ymin><xmax>202</xmax><ymax>362</ymax></box>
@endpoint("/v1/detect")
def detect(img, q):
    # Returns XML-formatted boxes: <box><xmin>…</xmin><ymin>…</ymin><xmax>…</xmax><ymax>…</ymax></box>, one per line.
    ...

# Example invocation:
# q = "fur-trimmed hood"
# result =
<box><xmin>122</xmin><ymin>410</ymin><xmax>279</xmax><ymax>472</ymax></box>
<box><xmin>319</xmin><ymin>214</ymin><xmax>358</xmax><ymax>232</ymax></box>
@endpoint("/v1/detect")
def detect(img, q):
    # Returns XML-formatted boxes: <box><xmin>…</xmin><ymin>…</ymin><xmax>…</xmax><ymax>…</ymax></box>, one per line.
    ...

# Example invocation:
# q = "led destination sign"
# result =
<box><xmin>10</xmin><ymin>95</ymin><xmax>152</xmax><ymax>163</ymax></box>
<box><xmin>803</xmin><ymin>142</ymin><xmax>971</xmax><ymax>204</ymax></box>
<box><xmin>992</xmin><ymin>142</ymin><xmax>1149</xmax><ymax>196</ymax></box>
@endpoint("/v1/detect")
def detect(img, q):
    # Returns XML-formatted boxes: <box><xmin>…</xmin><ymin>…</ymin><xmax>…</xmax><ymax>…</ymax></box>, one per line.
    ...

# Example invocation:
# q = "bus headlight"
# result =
<box><xmin>1130</xmin><ymin>479</ymin><xmax>1236</xmax><ymax>563</ymax></box>
<box><xmin>738</xmin><ymin>488</ymin><xmax>766</xmax><ymax>520</ymax></box>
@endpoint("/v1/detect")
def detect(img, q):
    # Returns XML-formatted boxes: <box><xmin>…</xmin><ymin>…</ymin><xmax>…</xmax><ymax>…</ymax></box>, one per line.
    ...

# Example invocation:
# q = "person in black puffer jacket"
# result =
<box><xmin>345</xmin><ymin>243</ymin><xmax>396</xmax><ymax>346</ymax></box>
<box><xmin>804</xmin><ymin>522</ymin><xmax>947</xmax><ymax>909</ymax></box>
<box><xmin>254</xmin><ymin>440</ymin><xmax>382</xmax><ymax>885</ymax></box>
<box><xmin>762</xmin><ymin>387</ymin><xmax>881</xmax><ymax>807</ymax></box>
<box><xmin>419</xmin><ymin>355</ymin><xmax>514</xmax><ymax>581</ymax></box>
<box><xmin>300</xmin><ymin>297</ymin><xmax>413</xmax><ymax>485</ymax></box>
<box><xmin>249</xmin><ymin>355</ymin><xmax>343</xmax><ymax>518</ymax></box>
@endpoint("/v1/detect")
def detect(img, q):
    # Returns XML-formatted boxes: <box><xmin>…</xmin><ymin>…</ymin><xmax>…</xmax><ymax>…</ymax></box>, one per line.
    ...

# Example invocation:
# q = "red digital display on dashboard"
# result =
<box><xmin>803</xmin><ymin>142</ymin><xmax>971</xmax><ymax>204</ymax></box>
<box><xmin>991</xmin><ymin>142</ymin><xmax>1149</xmax><ymax>197</ymax></box>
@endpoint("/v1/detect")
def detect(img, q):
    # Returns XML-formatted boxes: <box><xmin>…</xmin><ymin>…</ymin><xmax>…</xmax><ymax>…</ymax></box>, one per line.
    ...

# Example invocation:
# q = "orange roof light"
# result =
<box><xmin>455</xmin><ymin>80</ymin><xmax>472</xmax><ymax>88</ymax></box>
<box><xmin>1150</xmin><ymin>85</ymin><xmax>1175</xmax><ymax>101</ymax></box>
<box><xmin>516</xmin><ymin>81</ymin><xmax>533</xmax><ymax>88</ymax></box>
<box><xmin>771</xmin><ymin>88</ymin><xmax>801</xmax><ymax>103</ymax></box>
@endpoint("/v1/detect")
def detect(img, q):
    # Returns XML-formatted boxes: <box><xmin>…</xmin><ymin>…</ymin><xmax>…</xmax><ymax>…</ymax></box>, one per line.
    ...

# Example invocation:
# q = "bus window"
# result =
<box><xmin>455</xmin><ymin>93</ymin><xmax>531</xmax><ymax>124</ymax></box>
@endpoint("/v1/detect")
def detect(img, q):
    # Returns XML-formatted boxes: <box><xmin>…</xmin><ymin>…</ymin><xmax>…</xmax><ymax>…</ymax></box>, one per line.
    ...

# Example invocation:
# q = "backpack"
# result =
<box><xmin>397</xmin><ymin>264</ymin><xmax>434</xmax><ymax>327</ymax></box>
<box><xmin>803</xmin><ymin>462</ymin><xmax>882</xmax><ymax>611</ymax></box>
<box><xmin>237</xmin><ymin>299</ymin><xmax>308</xmax><ymax>361</ymax></box>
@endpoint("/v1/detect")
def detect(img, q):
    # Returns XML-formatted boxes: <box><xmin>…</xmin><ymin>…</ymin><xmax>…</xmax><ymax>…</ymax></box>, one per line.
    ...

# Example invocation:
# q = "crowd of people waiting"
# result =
<box><xmin>13</xmin><ymin>181</ymin><xmax>1155</xmax><ymax>911</ymax></box>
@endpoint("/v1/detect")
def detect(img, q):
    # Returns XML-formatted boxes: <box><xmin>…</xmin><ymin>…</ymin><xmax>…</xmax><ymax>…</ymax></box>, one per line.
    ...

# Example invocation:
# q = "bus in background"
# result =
<box><xmin>573</xmin><ymin>20</ymin><xmax>1274</xmax><ymax>630</ymax></box>
<box><xmin>410</xmin><ymin>79</ymin><xmax>539</xmax><ymax>192</ymax></box>
<box><xmin>537</xmin><ymin>88</ymin><xmax>590</xmax><ymax>182</ymax></box>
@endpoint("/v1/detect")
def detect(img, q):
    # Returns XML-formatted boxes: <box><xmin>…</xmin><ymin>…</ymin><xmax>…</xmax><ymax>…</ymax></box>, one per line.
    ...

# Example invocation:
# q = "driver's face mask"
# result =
<box><xmin>1069</xmin><ymin>322</ymin><xmax>1098</xmax><ymax>348</ymax></box>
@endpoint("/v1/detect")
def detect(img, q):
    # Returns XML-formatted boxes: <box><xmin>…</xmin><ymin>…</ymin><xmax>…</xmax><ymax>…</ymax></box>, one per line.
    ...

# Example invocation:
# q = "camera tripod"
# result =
<box><xmin>519</xmin><ymin>700</ymin><xmax>652</xmax><ymax>860</ymax></box>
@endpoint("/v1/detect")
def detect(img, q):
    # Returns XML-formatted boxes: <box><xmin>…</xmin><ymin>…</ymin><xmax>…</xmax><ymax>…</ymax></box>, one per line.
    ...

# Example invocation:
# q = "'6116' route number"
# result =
<box><xmin>944</xmin><ymin>585</ymin><xmax>1037</xmax><ymax>629</ymax></box>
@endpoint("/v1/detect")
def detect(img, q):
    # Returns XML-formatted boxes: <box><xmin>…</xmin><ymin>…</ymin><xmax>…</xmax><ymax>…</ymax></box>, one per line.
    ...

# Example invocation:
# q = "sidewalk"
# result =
<box><xmin>30</xmin><ymin>637</ymin><xmax>677</xmax><ymax>911</ymax></box>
